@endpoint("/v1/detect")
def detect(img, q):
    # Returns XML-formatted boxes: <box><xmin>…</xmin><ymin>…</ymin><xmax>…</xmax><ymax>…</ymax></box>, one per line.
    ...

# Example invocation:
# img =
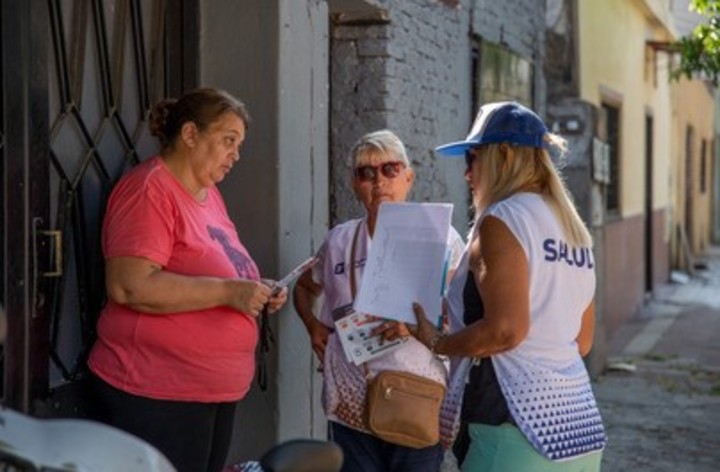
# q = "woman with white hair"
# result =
<box><xmin>293</xmin><ymin>129</ymin><xmax>464</xmax><ymax>472</ymax></box>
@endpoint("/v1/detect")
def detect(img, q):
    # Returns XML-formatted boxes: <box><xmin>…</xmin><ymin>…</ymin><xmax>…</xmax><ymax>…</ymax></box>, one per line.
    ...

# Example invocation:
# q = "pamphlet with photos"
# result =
<box><xmin>334</xmin><ymin>311</ymin><xmax>407</xmax><ymax>365</ymax></box>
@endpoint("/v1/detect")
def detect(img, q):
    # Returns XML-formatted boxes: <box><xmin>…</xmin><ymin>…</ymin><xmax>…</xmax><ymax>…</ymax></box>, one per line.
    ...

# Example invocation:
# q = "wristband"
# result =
<box><xmin>428</xmin><ymin>333</ymin><xmax>446</xmax><ymax>355</ymax></box>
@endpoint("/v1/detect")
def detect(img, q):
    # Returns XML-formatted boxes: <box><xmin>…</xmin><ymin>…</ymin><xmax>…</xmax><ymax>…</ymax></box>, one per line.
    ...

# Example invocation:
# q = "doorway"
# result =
<box><xmin>1</xmin><ymin>0</ymin><xmax>198</xmax><ymax>416</ymax></box>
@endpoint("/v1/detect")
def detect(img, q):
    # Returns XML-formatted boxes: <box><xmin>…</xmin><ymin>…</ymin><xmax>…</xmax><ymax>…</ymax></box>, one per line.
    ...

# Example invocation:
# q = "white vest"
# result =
<box><xmin>446</xmin><ymin>193</ymin><xmax>606</xmax><ymax>461</ymax></box>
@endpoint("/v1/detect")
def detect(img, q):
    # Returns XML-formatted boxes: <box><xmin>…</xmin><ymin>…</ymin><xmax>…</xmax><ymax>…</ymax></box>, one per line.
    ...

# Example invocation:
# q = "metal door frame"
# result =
<box><xmin>2</xmin><ymin>0</ymin><xmax>52</xmax><ymax>413</ymax></box>
<box><xmin>2</xmin><ymin>0</ymin><xmax>198</xmax><ymax>416</ymax></box>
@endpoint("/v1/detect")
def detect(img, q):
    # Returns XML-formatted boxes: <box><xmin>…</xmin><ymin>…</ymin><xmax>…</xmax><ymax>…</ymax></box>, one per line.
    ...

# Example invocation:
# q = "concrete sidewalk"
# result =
<box><xmin>594</xmin><ymin>245</ymin><xmax>720</xmax><ymax>471</ymax></box>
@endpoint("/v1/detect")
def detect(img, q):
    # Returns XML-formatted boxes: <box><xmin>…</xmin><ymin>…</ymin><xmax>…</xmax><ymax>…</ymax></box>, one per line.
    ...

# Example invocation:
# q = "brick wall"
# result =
<box><xmin>329</xmin><ymin>0</ymin><xmax>546</xmax><ymax>231</ymax></box>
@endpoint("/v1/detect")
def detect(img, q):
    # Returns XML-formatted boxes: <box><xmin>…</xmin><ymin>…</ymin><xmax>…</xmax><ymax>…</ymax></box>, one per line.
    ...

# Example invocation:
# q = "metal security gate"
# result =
<box><xmin>1</xmin><ymin>0</ymin><xmax>197</xmax><ymax>417</ymax></box>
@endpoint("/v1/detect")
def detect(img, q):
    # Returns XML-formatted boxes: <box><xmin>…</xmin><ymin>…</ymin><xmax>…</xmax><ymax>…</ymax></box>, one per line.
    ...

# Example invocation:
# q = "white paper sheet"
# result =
<box><xmin>353</xmin><ymin>202</ymin><xmax>453</xmax><ymax>324</ymax></box>
<box><xmin>273</xmin><ymin>256</ymin><xmax>318</xmax><ymax>294</ymax></box>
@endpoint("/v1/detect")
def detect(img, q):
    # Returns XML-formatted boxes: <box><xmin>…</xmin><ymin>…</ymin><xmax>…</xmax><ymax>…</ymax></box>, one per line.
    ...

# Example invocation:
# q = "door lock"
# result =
<box><xmin>32</xmin><ymin>218</ymin><xmax>63</xmax><ymax>278</ymax></box>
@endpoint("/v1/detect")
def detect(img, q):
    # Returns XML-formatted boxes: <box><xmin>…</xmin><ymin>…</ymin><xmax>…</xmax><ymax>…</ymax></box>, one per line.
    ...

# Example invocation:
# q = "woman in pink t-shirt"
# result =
<box><xmin>88</xmin><ymin>88</ymin><xmax>287</xmax><ymax>472</ymax></box>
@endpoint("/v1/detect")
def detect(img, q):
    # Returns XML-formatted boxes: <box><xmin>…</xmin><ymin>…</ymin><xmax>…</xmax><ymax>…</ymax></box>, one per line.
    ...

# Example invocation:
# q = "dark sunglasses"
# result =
<box><xmin>465</xmin><ymin>148</ymin><xmax>483</xmax><ymax>168</ymax></box>
<box><xmin>354</xmin><ymin>161</ymin><xmax>406</xmax><ymax>182</ymax></box>
<box><xmin>464</xmin><ymin>151</ymin><xmax>474</xmax><ymax>168</ymax></box>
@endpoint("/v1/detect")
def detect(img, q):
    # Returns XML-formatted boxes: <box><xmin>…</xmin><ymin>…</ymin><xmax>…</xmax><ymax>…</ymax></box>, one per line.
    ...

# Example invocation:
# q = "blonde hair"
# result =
<box><xmin>474</xmin><ymin>133</ymin><xmax>592</xmax><ymax>247</ymax></box>
<box><xmin>350</xmin><ymin>129</ymin><xmax>411</xmax><ymax>167</ymax></box>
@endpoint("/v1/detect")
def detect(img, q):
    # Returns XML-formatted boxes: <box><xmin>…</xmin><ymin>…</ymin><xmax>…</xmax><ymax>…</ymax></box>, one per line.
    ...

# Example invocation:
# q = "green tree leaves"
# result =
<box><xmin>671</xmin><ymin>0</ymin><xmax>720</xmax><ymax>86</ymax></box>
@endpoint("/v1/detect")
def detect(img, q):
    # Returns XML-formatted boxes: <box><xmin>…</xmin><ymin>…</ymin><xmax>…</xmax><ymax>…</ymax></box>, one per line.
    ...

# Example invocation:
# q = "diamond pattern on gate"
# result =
<box><xmin>46</xmin><ymin>0</ymin><xmax>166</xmax><ymax>384</ymax></box>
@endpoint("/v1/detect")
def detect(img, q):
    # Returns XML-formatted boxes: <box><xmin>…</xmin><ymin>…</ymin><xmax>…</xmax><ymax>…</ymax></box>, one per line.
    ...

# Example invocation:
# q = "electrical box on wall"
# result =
<box><xmin>592</xmin><ymin>138</ymin><xmax>611</xmax><ymax>184</ymax></box>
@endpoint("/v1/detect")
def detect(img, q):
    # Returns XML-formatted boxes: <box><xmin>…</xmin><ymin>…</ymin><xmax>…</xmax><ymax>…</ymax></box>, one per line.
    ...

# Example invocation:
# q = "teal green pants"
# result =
<box><xmin>462</xmin><ymin>423</ymin><xmax>602</xmax><ymax>472</ymax></box>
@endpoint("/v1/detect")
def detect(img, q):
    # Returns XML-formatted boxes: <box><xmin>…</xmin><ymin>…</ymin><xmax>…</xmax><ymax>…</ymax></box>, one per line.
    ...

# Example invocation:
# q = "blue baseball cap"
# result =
<box><xmin>435</xmin><ymin>101</ymin><xmax>548</xmax><ymax>156</ymax></box>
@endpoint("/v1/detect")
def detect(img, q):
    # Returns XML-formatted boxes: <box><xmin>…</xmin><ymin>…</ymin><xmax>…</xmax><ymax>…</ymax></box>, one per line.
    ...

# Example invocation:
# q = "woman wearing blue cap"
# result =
<box><xmin>405</xmin><ymin>102</ymin><xmax>606</xmax><ymax>471</ymax></box>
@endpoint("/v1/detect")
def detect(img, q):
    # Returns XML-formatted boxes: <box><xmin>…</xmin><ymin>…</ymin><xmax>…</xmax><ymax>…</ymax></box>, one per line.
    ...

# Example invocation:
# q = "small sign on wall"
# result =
<box><xmin>592</xmin><ymin>138</ymin><xmax>611</xmax><ymax>184</ymax></box>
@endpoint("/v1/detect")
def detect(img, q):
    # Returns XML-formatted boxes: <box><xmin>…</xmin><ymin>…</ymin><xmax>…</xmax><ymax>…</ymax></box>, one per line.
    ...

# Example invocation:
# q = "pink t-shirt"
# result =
<box><xmin>88</xmin><ymin>156</ymin><xmax>260</xmax><ymax>402</ymax></box>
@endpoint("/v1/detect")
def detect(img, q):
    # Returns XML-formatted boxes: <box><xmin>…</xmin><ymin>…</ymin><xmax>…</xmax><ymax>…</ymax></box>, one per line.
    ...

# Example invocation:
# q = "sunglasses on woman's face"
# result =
<box><xmin>465</xmin><ymin>148</ymin><xmax>484</xmax><ymax>168</ymax></box>
<box><xmin>354</xmin><ymin>161</ymin><xmax>406</xmax><ymax>182</ymax></box>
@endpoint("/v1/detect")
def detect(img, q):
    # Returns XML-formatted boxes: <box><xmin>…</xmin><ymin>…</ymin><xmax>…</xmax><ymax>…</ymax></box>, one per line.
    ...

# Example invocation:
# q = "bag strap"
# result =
<box><xmin>349</xmin><ymin>219</ymin><xmax>362</xmax><ymax>299</ymax></box>
<box><xmin>347</xmin><ymin>221</ymin><xmax>373</xmax><ymax>380</ymax></box>
<box><xmin>256</xmin><ymin>305</ymin><xmax>274</xmax><ymax>391</ymax></box>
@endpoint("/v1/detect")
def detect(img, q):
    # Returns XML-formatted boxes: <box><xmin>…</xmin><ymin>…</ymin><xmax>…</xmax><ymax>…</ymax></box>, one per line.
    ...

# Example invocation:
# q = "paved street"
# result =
<box><xmin>595</xmin><ymin>245</ymin><xmax>720</xmax><ymax>471</ymax></box>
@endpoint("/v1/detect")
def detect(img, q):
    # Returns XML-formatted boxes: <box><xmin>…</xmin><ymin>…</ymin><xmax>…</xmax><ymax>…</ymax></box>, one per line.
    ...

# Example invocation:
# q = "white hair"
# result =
<box><xmin>350</xmin><ymin>129</ymin><xmax>410</xmax><ymax>167</ymax></box>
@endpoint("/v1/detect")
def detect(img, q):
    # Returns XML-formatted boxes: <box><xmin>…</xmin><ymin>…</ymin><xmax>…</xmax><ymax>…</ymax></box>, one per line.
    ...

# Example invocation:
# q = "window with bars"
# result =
<box><xmin>468</xmin><ymin>40</ymin><xmax>534</xmax><ymax>220</ymax></box>
<box><xmin>471</xmin><ymin>40</ymin><xmax>534</xmax><ymax>109</ymax></box>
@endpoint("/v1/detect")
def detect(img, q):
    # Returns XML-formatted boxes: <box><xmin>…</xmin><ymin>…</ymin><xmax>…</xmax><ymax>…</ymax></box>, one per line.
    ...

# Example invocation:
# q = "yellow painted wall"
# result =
<box><xmin>671</xmin><ymin>79</ymin><xmax>715</xmax><ymax>258</ymax></box>
<box><xmin>647</xmin><ymin>56</ymin><xmax>673</xmax><ymax>242</ymax></box>
<box><xmin>578</xmin><ymin>0</ymin><xmax>674</xmax><ymax>217</ymax></box>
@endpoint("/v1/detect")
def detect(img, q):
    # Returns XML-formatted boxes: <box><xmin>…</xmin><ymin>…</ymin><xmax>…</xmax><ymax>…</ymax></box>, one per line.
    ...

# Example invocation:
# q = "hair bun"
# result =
<box><xmin>148</xmin><ymin>98</ymin><xmax>178</xmax><ymax>144</ymax></box>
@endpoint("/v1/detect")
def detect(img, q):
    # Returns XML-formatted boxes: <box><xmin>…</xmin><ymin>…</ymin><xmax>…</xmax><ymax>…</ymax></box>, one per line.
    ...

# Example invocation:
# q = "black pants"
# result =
<box><xmin>92</xmin><ymin>375</ymin><xmax>238</xmax><ymax>472</ymax></box>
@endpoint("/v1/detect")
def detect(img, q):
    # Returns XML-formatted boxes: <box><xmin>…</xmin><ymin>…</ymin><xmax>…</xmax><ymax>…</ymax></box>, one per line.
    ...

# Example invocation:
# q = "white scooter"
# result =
<box><xmin>0</xmin><ymin>407</ymin><xmax>342</xmax><ymax>472</ymax></box>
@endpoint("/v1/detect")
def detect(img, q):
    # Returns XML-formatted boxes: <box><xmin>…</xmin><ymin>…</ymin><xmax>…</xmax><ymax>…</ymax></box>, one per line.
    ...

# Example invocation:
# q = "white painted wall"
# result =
<box><xmin>276</xmin><ymin>0</ymin><xmax>330</xmax><ymax>443</ymax></box>
<box><xmin>200</xmin><ymin>0</ymin><xmax>329</xmax><ymax>461</ymax></box>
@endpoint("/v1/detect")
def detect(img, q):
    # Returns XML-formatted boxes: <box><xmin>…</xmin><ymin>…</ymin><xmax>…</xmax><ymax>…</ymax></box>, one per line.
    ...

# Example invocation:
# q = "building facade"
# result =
<box><xmin>668</xmin><ymin>0</ymin><xmax>717</xmax><ymax>265</ymax></box>
<box><xmin>546</xmin><ymin>0</ymin><xmax>692</xmax><ymax>341</ymax></box>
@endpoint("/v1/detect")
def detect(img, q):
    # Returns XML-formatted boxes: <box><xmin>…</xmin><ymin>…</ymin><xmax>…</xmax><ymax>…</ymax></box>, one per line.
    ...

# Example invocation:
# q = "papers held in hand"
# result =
<box><xmin>335</xmin><ymin>312</ymin><xmax>408</xmax><ymax>365</ymax></box>
<box><xmin>273</xmin><ymin>256</ymin><xmax>319</xmax><ymax>294</ymax></box>
<box><xmin>354</xmin><ymin>202</ymin><xmax>453</xmax><ymax>325</ymax></box>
